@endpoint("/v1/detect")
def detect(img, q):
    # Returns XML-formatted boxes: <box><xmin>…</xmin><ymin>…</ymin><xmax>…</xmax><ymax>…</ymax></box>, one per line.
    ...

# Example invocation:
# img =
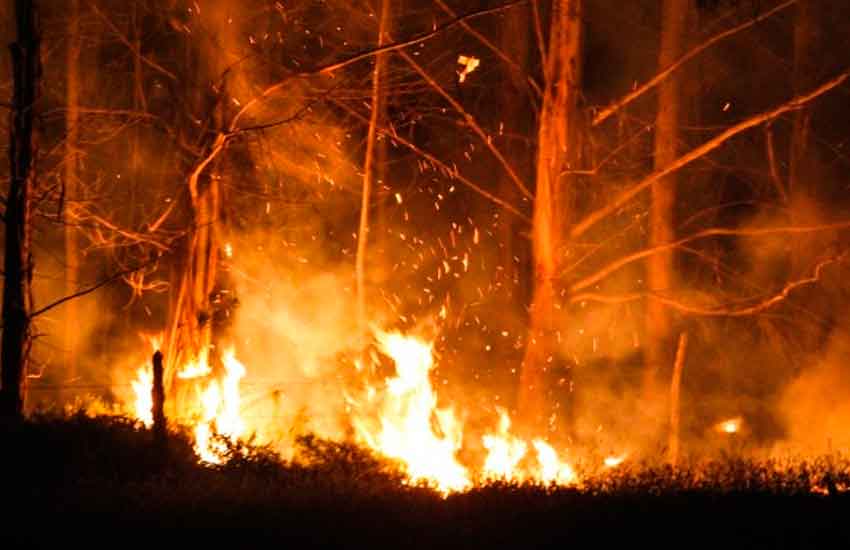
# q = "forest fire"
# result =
<box><xmin>4</xmin><ymin>0</ymin><xmax>850</xmax><ymax>541</ymax></box>
<box><xmin>127</xmin><ymin>328</ymin><xmax>583</xmax><ymax>491</ymax></box>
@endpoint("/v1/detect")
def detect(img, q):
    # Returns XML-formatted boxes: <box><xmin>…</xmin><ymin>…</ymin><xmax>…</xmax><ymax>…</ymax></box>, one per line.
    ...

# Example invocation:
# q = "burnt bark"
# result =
<box><xmin>1</xmin><ymin>0</ymin><xmax>39</xmax><ymax>419</ymax></box>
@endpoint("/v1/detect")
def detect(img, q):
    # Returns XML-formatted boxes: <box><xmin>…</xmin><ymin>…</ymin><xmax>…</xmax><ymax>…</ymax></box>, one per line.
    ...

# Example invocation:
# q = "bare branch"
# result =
<box><xmin>592</xmin><ymin>0</ymin><xmax>797</xmax><ymax>126</ymax></box>
<box><xmin>570</xmin><ymin>254</ymin><xmax>844</xmax><ymax>317</ymax></box>
<box><xmin>572</xmin><ymin>71</ymin><xmax>849</xmax><ymax>239</ymax></box>
<box><xmin>334</xmin><ymin>100</ymin><xmax>530</xmax><ymax>222</ymax></box>
<box><xmin>571</xmin><ymin>220</ymin><xmax>850</xmax><ymax>293</ymax></box>
<box><xmin>433</xmin><ymin>0</ymin><xmax>542</xmax><ymax>98</ymax></box>
<box><xmin>398</xmin><ymin>50</ymin><xmax>533</xmax><ymax>200</ymax></box>
<box><xmin>30</xmin><ymin>258</ymin><xmax>160</xmax><ymax>319</ymax></box>
<box><xmin>88</xmin><ymin>2</ymin><xmax>178</xmax><ymax>82</ymax></box>
<box><xmin>231</xmin><ymin>0</ymin><xmax>528</xmax><ymax>130</ymax></box>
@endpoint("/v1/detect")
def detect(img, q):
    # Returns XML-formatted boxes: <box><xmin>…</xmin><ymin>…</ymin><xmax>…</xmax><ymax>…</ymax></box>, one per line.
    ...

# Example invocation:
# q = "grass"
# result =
<box><xmin>2</xmin><ymin>413</ymin><xmax>850</xmax><ymax>547</ymax></box>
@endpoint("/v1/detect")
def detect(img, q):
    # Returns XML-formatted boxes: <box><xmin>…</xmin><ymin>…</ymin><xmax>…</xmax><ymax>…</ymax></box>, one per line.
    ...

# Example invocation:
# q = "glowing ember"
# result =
<box><xmin>715</xmin><ymin>417</ymin><xmax>743</xmax><ymax>434</ymax></box>
<box><xmin>354</xmin><ymin>331</ymin><xmax>470</xmax><ymax>494</ymax></box>
<box><xmin>457</xmin><ymin>55</ymin><xmax>480</xmax><ymax>83</ymax></box>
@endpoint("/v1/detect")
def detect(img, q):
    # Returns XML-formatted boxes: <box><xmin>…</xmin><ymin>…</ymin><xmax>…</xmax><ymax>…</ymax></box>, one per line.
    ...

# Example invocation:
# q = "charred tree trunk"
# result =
<box><xmin>518</xmin><ymin>0</ymin><xmax>582</xmax><ymax>431</ymax></box>
<box><xmin>63</xmin><ymin>0</ymin><xmax>81</xmax><ymax>400</ymax></box>
<box><xmin>1</xmin><ymin>0</ymin><xmax>39</xmax><ymax>419</ymax></box>
<box><xmin>356</xmin><ymin>0</ymin><xmax>390</xmax><ymax>353</ymax></box>
<box><xmin>152</xmin><ymin>350</ymin><xmax>166</xmax><ymax>447</ymax></box>
<box><xmin>644</xmin><ymin>0</ymin><xmax>691</xmax><ymax>412</ymax></box>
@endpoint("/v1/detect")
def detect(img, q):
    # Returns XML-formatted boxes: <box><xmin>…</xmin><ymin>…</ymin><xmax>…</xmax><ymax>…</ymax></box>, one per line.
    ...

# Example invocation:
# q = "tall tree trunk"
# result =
<box><xmin>788</xmin><ymin>0</ymin><xmax>821</xmax><ymax>277</ymax></box>
<box><xmin>164</xmin><ymin>9</ymin><xmax>232</xmax><ymax>392</ymax></box>
<box><xmin>518</xmin><ymin>0</ymin><xmax>582</xmax><ymax>431</ymax></box>
<box><xmin>356</xmin><ymin>0</ymin><xmax>390</xmax><ymax>352</ymax></box>
<box><xmin>63</xmin><ymin>0</ymin><xmax>81</xmax><ymax>400</ymax></box>
<box><xmin>1</xmin><ymin>0</ymin><xmax>39</xmax><ymax>419</ymax></box>
<box><xmin>644</xmin><ymin>0</ymin><xmax>691</xmax><ymax>410</ymax></box>
<box><xmin>498</xmin><ymin>1</ymin><xmax>530</xmax><ymax>301</ymax></box>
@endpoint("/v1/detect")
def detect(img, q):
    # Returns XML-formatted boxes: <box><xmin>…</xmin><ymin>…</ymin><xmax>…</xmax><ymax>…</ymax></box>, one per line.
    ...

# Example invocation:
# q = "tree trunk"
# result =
<box><xmin>498</xmin><ymin>1</ymin><xmax>530</xmax><ymax>301</ymax></box>
<box><xmin>164</xmin><ymin>10</ymin><xmax>233</xmax><ymax>393</ymax></box>
<box><xmin>788</xmin><ymin>0</ymin><xmax>821</xmax><ymax>277</ymax></box>
<box><xmin>63</xmin><ymin>0</ymin><xmax>81</xmax><ymax>401</ymax></box>
<box><xmin>644</xmin><ymin>0</ymin><xmax>691</xmax><ymax>410</ymax></box>
<box><xmin>518</xmin><ymin>0</ymin><xmax>582</xmax><ymax>431</ymax></box>
<box><xmin>356</xmin><ymin>0</ymin><xmax>390</xmax><ymax>353</ymax></box>
<box><xmin>1</xmin><ymin>0</ymin><xmax>39</xmax><ymax>419</ymax></box>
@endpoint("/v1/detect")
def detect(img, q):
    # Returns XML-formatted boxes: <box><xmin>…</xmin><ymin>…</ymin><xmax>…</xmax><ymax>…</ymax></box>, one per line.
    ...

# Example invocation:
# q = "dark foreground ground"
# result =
<box><xmin>2</xmin><ymin>414</ymin><xmax>849</xmax><ymax>548</ymax></box>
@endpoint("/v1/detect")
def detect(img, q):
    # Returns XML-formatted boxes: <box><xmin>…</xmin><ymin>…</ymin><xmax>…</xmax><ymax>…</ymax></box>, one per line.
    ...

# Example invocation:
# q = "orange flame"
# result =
<box><xmin>129</xmin><ymin>337</ymin><xmax>246</xmax><ymax>465</ymax></box>
<box><xmin>353</xmin><ymin>331</ymin><xmax>470</xmax><ymax>494</ymax></box>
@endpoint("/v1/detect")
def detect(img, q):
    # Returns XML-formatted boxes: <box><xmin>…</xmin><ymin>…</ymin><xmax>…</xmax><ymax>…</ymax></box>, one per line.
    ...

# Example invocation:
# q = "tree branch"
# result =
<box><xmin>572</xmin><ymin>71</ymin><xmax>849</xmax><ymax>239</ymax></box>
<box><xmin>398</xmin><ymin>50</ymin><xmax>533</xmax><ymax>200</ymax></box>
<box><xmin>230</xmin><ymin>0</ymin><xmax>528</xmax><ymax>130</ymax></box>
<box><xmin>570</xmin><ymin>221</ymin><xmax>850</xmax><ymax>293</ymax></box>
<box><xmin>592</xmin><ymin>0</ymin><xmax>797</xmax><ymax>126</ymax></box>
<box><xmin>433</xmin><ymin>0</ymin><xmax>542</xmax><ymax>98</ymax></box>
<box><xmin>30</xmin><ymin>258</ymin><xmax>160</xmax><ymax>319</ymax></box>
<box><xmin>570</xmin><ymin>253</ymin><xmax>844</xmax><ymax>317</ymax></box>
<box><xmin>334</xmin><ymin>100</ymin><xmax>530</xmax><ymax>222</ymax></box>
<box><xmin>88</xmin><ymin>2</ymin><xmax>178</xmax><ymax>82</ymax></box>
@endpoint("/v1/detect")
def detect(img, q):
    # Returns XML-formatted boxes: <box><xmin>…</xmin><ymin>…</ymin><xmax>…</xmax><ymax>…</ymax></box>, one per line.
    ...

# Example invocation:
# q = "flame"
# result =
<box><xmin>131</xmin><ymin>366</ymin><xmax>153</xmax><ymax>428</ymax></box>
<box><xmin>176</xmin><ymin>348</ymin><xmax>212</xmax><ymax>379</ymax></box>
<box><xmin>480</xmin><ymin>409</ymin><xmax>577</xmax><ymax>485</ymax></box>
<box><xmin>482</xmin><ymin>409</ymin><xmax>528</xmax><ymax>480</ymax></box>
<box><xmin>129</xmin><ymin>338</ymin><xmax>247</xmax><ymax>465</ymax></box>
<box><xmin>532</xmin><ymin>439</ymin><xmax>576</xmax><ymax>485</ymax></box>
<box><xmin>127</xmin><ymin>328</ymin><xmax>585</xmax><ymax>489</ymax></box>
<box><xmin>604</xmin><ymin>454</ymin><xmax>627</xmax><ymax>468</ymax></box>
<box><xmin>715</xmin><ymin>416</ymin><xmax>743</xmax><ymax>434</ymax></box>
<box><xmin>354</xmin><ymin>331</ymin><xmax>470</xmax><ymax>494</ymax></box>
<box><xmin>193</xmin><ymin>347</ymin><xmax>247</xmax><ymax>464</ymax></box>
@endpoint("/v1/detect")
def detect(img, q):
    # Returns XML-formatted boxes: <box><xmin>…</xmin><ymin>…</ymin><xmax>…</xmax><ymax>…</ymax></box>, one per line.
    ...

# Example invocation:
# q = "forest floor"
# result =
<box><xmin>2</xmin><ymin>414</ymin><xmax>850</xmax><ymax>548</ymax></box>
